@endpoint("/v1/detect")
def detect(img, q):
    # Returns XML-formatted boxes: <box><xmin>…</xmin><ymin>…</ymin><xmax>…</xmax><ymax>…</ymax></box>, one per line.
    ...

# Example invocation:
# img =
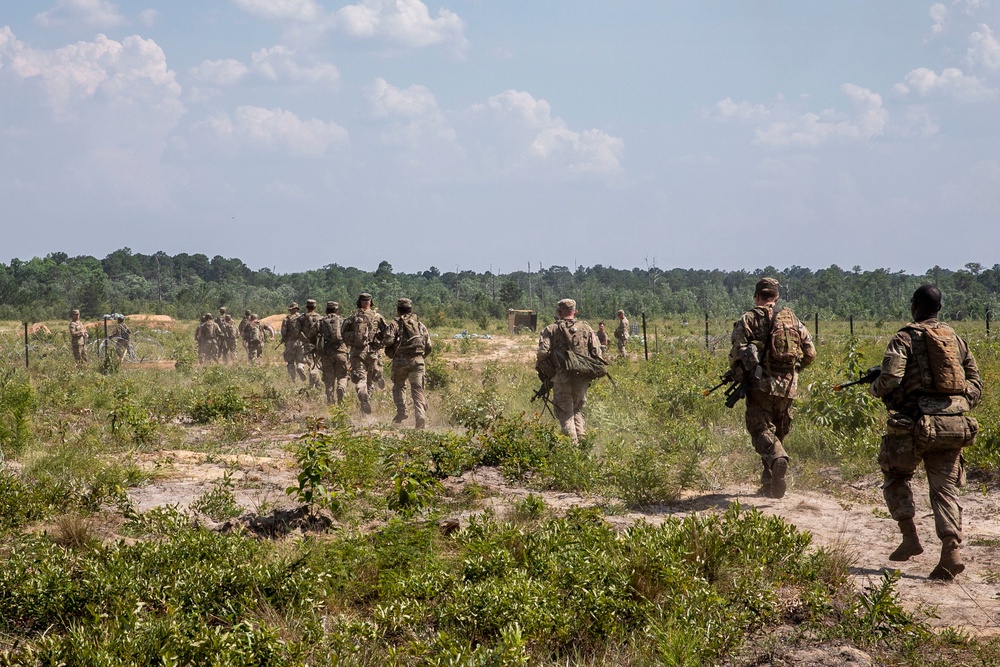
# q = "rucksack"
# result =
<box><xmin>317</xmin><ymin>315</ymin><xmax>343</xmax><ymax>355</ymax></box>
<box><xmin>245</xmin><ymin>323</ymin><xmax>263</xmax><ymax>343</ymax></box>
<box><xmin>385</xmin><ymin>315</ymin><xmax>428</xmax><ymax>359</ymax></box>
<box><xmin>553</xmin><ymin>320</ymin><xmax>607</xmax><ymax>381</ymax></box>
<box><xmin>909</xmin><ymin>323</ymin><xmax>966</xmax><ymax>395</ymax></box>
<box><xmin>765</xmin><ymin>307</ymin><xmax>803</xmax><ymax>371</ymax></box>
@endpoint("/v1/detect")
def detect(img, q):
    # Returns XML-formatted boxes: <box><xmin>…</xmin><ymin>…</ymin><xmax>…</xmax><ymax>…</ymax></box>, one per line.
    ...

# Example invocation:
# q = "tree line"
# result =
<box><xmin>2</xmin><ymin>249</ymin><xmax>998</xmax><ymax>325</ymax></box>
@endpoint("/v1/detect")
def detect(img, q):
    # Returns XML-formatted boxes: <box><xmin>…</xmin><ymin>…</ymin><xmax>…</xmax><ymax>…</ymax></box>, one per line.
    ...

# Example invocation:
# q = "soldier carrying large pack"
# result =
<box><xmin>280</xmin><ymin>302</ymin><xmax>307</xmax><ymax>382</ymax></box>
<box><xmin>316</xmin><ymin>301</ymin><xmax>349</xmax><ymax>405</ymax></box>
<box><xmin>383</xmin><ymin>297</ymin><xmax>432</xmax><ymax>429</ymax></box>
<box><xmin>342</xmin><ymin>292</ymin><xmax>387</xmax><ymax>415</ymax></box>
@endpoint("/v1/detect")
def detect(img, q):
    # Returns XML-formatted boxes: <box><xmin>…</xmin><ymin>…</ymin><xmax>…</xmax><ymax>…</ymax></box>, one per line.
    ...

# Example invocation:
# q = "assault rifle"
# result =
<box><xmin>704</xmin><ymin>369</ymin><xmax>748</xmax><ymax>409</ymax></box>
<box><xmin>833</xmin><ymin>366</ymin><xmax>881</xmax><ymax>391</ymax></box>
<box><xmin>530</xmin><ymin>374</ymin><xmax>555</xmax><ymax>417</ymax></box>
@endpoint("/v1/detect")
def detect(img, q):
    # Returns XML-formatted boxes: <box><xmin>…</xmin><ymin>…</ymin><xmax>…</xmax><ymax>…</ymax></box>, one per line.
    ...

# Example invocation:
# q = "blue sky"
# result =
<box><xmin>1</xmin><ymin>0</ymin><xmax>998</xmax><ymax>274</ymax></box>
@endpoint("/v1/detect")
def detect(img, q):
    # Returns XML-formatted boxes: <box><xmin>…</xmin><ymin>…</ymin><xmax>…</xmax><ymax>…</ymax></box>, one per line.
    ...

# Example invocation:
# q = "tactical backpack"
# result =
<box><xmin>765</xmin><ymin>307</ymin><xmax>803</xmax><ymax>371</ymax></box>
<box><xmin>316</xmin><ymin>315</ymin><xmax>343</xmax><ymax>355</ymax></box>
<box><xmin>386</xmin><ymin>315</ymin><xmax>427</xmax><ymax>359</ymax></box>
<box><xmin>907</xmin><ymin>323</ymin><xmax>966</xmax><ymax>395</ymax></box>
<box><xmin>245</xmin><ymin>323</ymin><xmax>263</xmax><ymax>344</ymax></box>
<box><xmin>552</xmin><ymin>320</ymin><xmax>607</xmax><ymax>381</ymax></box>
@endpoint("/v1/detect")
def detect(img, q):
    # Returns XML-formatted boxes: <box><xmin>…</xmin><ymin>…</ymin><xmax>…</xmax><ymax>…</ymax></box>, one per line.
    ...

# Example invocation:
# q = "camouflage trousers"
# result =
<box><xmin>283</xmin><ymin>341</ymin><xmax>306</xmax><ymax>382</ymax></box>
<box><xmin>349</xmin><ymin>348</ymin><xmax>381</xmax><ymax>409</ymax></box>
<box><xmin>744</xmin><ymin>389</ymin><xmax>792</xmax><ymax>479</ymax></box>
<box><xmin>246</xmin><ymin>341</ymin><xmax>263</xmax><ymax>363</ymax></box>
<box><xmin>879</xmin><ymin>426</ymin><xmax>964</xmax><ymax>542</ymax></box>
<box><xmin>391</xmin><ymin>356</ymin><xmax>427</xmax><ymax>428</ymax></box>
<box><xmin>319</xmin><ymin>352</ymin><xmax>349</xmax><ymax>405</ymax></box>
<box><xmin>220</xmin><ymin>338</ymin><xmax>237</xmax><ymax>362</ymax></box>
<box><xmin>72</xmin><ymin>341</ymin><xmax>88</xmax><ymax>363</ymax></box>
<box><xmin>197</xmin><ymin>340</ymin><xmax>218</xmax><ymax>364</ymax></box>
<box><xmin>552</xmin><ymin>372</ymin><xmax>591</xmax><ymax>444</ymax></box>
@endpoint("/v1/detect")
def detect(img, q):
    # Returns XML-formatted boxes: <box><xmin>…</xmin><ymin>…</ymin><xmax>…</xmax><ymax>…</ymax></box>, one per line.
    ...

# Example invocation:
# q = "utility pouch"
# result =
<box><xmin>915</xmin><ymin>414</ymin><xmax>978</xmax><ymax>450</ymax></box>
<box><xmin>917</xmin><ymin>395</ymin><xmax>969</xmax><ymax>415</ymax></box>
<box><xmin>879</xmin><ymin>414</ymin><xmax>917</xmax><ymax>470</ymax></box>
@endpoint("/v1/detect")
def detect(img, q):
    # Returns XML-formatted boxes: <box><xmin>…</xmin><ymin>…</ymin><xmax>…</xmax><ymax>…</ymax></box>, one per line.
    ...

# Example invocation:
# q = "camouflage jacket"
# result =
<box><xmin>536</xmin><ymin>317</ymin><xmax>603</xmax><ymax>377</ymax></box>
<box><xmin>729</xmin><ymin>303</ymin><xmax>816</xmax><ymax>399</ymax></box>
<box><xmin>69</xmin><ymin>320</ymin><xmax>88</xmax><ymax>343</ymax></box>
<box><xmin>195</xmin><ymin>320</ymin><xmax>221</xmax><ymax>342</ymax></box>
<box><xmin>342</xmin><ymin>309</ymin><xmax>387</xmax><ymax>352</ymax></box>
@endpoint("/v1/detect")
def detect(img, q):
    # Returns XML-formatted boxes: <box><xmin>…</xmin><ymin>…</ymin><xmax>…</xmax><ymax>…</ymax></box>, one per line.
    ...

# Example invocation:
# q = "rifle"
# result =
<box><xmin>833</xmin><ymin>366</ymin><xmax>881</xmax><ymax>391</ymax></box>
<box><xmin>704</xmin><ymin>369</ymin><xmax>748</xmax><ymax>409</ymax></box>
<box><xmin>530</xmin><ymin>374</ymin><xmax>555</xmax><ymax>417</ymax></box>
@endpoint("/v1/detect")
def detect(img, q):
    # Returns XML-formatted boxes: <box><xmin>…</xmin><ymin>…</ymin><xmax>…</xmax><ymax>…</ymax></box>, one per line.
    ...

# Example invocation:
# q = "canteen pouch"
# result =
<box><xmin>915</xmin><ymin>414</ymin><xmax>978</xmax><ymax>451</ymax></box>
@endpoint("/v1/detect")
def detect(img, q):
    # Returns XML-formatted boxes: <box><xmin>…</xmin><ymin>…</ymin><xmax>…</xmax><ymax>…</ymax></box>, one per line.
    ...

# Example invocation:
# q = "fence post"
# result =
<box><xmin>654</xmin><ymin>325</ymin><xmax>658</xmax><ymax>355</ymax></box>
<box><xmin>849</xmin><ymin>314</ymin><xmax>854</xmax><ymax>338</ymax></box>
<box><xmin>988</xmin><ymin>309</ymin><xmax>992</xmax><ymax>338</ymax></box>
<box><xmin>705</xmin><ymin>313</ymin><xmax>709</xmax><ymax>351</ymax></box>
<box><xmin>642</xmin><ymin>312</ymin><xmax>648</xmax><ymax>361</ymax></box>
<box><xmin>814</xmin><ymin>312</ymin><xmax>819</xmax><ymax>344</ymax></box>
<box><xmin>23</xmin><ymin>321</ymin><xmax>29</xmax><ymax>369</ymax></box>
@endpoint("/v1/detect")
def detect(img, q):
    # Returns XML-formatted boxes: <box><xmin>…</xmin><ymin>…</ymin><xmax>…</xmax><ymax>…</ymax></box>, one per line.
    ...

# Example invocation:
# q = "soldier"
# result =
<box><xmin>729</xmin><ymin>277</ymin><xmax>816</xmax><ymax>499</ymax></box>
<box><xmin>238</xmin><ymin>309</ymin><xmax>252</xmax><ymax>338</ymax></box>
<box><xmin>242</xmin><ymin>313</ymin><xmax>265</xmax><ymax>363</ymax></box>
<box><xmin>535</xmin><ymin>298</ymin><xmax>604</xmax><ymax>444</ymax></box>
<box><xmin>614</xmin><ymin>310</ymin><xmax>630</xmax><ymax>356</ymax></box>
<box><xmin>111</xmin><ymin>315</ymin><xmax>131</xmax><ymax>361</ymax></box>
<box><xmin>596</xmin><ymin>321</ymin><xmax>610</xmax><ymax>356</ymax></box>
<box><xmin>218</xmin><ymin>311</ymin><xmax>238</xmax><ymax>363</ymax></box>
<box><xmin>316</xmin><ymin>301</ymin><xmax>349</xmax><ymax>405</ymax></box>
<box><xmin>869</xmin><ymin>285</ymin><xmax>982</xmax><ymax>580</ymax></box>
<box><xmin>69</xmin><ymin>309</ymin><xmax>88</xmax><ymax>363</ymax></box>
<box><xmin>341</xmin><ymin>292</ymin><xmax>387</xmax><ymax>414</ymax></box>
<box><xmin>280</xmin><ymin>302</ymin><xmax>307</xmax><ymax>382</ymax></box>
<box><xmin>195</xmin><ymin>313</ymin><xmax>222</xmax><ymax>364</ymax></box>
<box><xmin>384</xmin><ymin>297</ymin><xmax>433</xmax><ymax>429</ymax></box>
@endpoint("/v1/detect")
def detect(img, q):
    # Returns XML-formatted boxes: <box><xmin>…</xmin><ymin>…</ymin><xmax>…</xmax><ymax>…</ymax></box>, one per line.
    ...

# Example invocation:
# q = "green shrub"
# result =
<box><xmin>0</xmin><ymin>369</ymin><xmax>37</xmax><ymax>457</ymax></box>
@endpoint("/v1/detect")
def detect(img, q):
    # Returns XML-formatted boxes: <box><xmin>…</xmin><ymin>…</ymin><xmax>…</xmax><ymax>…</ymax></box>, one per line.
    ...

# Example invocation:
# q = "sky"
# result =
<box><xmin>1</xmin><ymin>0</ymin><xmax>999</xmax><ymax>275</ymax></box>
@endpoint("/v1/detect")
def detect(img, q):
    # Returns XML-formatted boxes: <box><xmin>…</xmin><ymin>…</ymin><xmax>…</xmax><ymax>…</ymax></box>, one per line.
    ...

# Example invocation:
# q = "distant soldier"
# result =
<box><xmin>238</xmin><ymin>309</ymin><xmax>252</xmax><ymax>338</ymax></box>
<box><xmin>614</xmin><ymin>310</ymin><xmax>630</xmax><ymax>356</ymax></box>
<box><xmin>280</xmin><ymin>302</ymin><xmax>307</xmax><ymax>382</ymax></box>
<box><xmin>596</xmin><ymin>322</ymin><xmax>610</xmax><ymax>356</ymax></box>
<box><xmin>341</xmin><ymin>292</ymin><xmax>387</xmax><ymax>414</ymax></box>
<box><xmin>69</xmin><ymin>309</ymin><xmax>88</xmax><ymax>363</ymax></box>
<box><xmin>195</xmin><ymin>313</ymin><xmax>222</xmax><ymax>363</ymax></box>
<box><xmin>242</xmin><ymin>313</ymin><xmax>265</xmax><ymax>363</ymax></box>
<box><xmin>316</xmin><ymin>301</ymin><xmax>349</xmax><ymax>405</ymax></box>
<box><xmin>384</xmin><ymin>297</ymin><xmax>433</xmax><ymax>429</ymax></box>
<box><xmin>536</xmin><ymin>298</ymin><xmax>605</xmax><ymax>444</ymax></box>
<box><xmin>218</xmin><ymin>311</ymin><xmax>238</xmax><ymax>363</ymax></box>
<box><xmin>111</xmin><ymin>315</ymin><xmax>131</xmax><ymax>361</ymax></box>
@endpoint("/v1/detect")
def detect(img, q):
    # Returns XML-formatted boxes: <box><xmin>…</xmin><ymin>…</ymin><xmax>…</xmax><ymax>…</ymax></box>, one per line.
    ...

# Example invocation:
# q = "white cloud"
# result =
<box><xmin>35</xmin><ymin>0</ymin><xmax>126</xmax><ymax>29</ymax></box>
<box><xmin>336</xmin><ymin>0</ymin><xmax>468</xmax><ymax>53</ymax></box>
<box><xmin>893</xmin><ymin>66</ymin><xmax>995</xmax><ymax>100</ymax></box>
<box><xmin>232</xmin><ymin>0</ymin><xmax>323</xmax><ymax>23</ymax></box>
<box><xmin>138</xmin><ymin>9</ymin><xmax>159</xmax><ymax>28</ymax></box>
<box><xmin>188</xmin><ymin>58</ymin><xmax>249</xmax><ymax>86</ymax></box>
<box><xmin>711</xmin><ymin>97</ymin><xmax>770</xmax><ymax>122</ymax></box>
<box><xmin>199</xmin><ymin>106</ymin><xmax>348</xmax><ymax>156</ymax></box>
<box><xmin>367</xmin><ymin>77</ymin><xmax>437</xmax><ymax>118</ymax></box>
<box><xmin>753</xmin><ymin>84</ymin><xmax>887</xmax><ymax>148</ymax></box>
<box><xmin>479</xmin><ymin>90</ymin><xmax>623</xmax><ymax>174</ymax></box>
<box><xmin>1</xmin><ymin>31</ymin><xmax>183</xmax><ymax>121</ymax></box>
<box><xmin>930</xmin><ymin>3</ymin><xmax>949</xmax><ymax>35</ymax></box>
<box><xmin>968</xmin><ymin>23</ymin><xmax>1000</xmax><ymax>70</ymax></box>
<box><xmin>249</xmin><ymin>46</ymin><xmax>340</xmax><ymax>84</ymax></box>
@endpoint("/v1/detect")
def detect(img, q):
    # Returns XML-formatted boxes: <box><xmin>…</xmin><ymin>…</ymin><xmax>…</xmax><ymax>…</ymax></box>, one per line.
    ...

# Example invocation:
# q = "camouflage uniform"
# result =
<box><xmin>870</xmin><ymin>315</ymin><xmax>981</xmax><ymax>573</ymax></box>
<box><xmin>297</xmin><ymin>299</ymin><xmax>323</xmax><ymax>384</ymax></box>
<box><xmin>614</xmin><ymin>312</ymin><xmax>629</xmax><ymax>356</ymax></box>
<box><xmin>238</xmin><ymin>309</ymin><xmax>252</xmax><ymax>339</ymax></box>
<box><xmin>729</xmin><ymin>279</ymin><xmax>816</xmax><ymax>496</ymax></box>
<box><xmin>218</xmin><ymin>313</ymin><xmax>238</xmax><ymax>363</ymax></box>
<box><xmin>280</xmin><ymin>303</ymin><xmax>307</xmax><ymax>382</ymax></box>
<box><xmin>195</xmin><ymin>313</ymin><xmax>222</xmax><ymax>364</ymax></box>
<box><xmin>316</xmin><ymin>302</ymin><xmax>349</xmax><ymax>405</ymax></box>
<box><xmin>242</xmin><ymin>315</ymin><xmax>265</xmax><ymax>363</ymax></box>
<box><xmin>111</xmin><ymin>318</ymin><xmax>131</xmax><ymax>361</ymax></box>
<box><xmin>596</xmin><ymin>324</ymin><xmax>610</xmax><ymax>356</ymax></box>
<box><xmin>536</xmin><ymin>298</ymin><xmax>604</xmax><ymax>444</ymax></box>
<box><xmin>69</xmin><ymin>310</ymin><xmax>88</xmax><ymax>363</ymax></box>
<box><xmin>342</xmin><ymin>293</ymin><xmax>387</xmax><ymax>414</ymax></box>
<box><xmin>384</xmin><ymin>298</ymin><xmax>432</xmax><ymax>429</ymax></box>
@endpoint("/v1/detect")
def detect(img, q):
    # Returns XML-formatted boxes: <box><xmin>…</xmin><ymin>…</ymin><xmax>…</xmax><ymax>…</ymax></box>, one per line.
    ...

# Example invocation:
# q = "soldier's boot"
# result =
<box><xmin>757</xmin><ymin>461</ymin><xmax>772</xmax><ymax>496</ymax></box>
<box><xmin>888</xmin><ymin>518</ymin><xmax>924</xmax><ymax>561</ymax></box>
<box><xmin>393</xmin><ymin>409</ymin><xmax>408</xmax><ymax>424</ymax></box>
<box><xmin>358</xmin><ymin>391</ymin><xmax>372</xmax><ymax>415</ymax></box>
<box><xmin>415</xmin><ymin>416</ymin><xmax>426</xmax><ymax>430</ymax></box>
<box><xmin>770</xmin><ymin>457</ymin><xmax>789</xmax><ymax>499</ymax></box>
<box><xmin>929</xmin><ymin>538</ymin><xmax>964</xmax><ymax>580</ymax></box>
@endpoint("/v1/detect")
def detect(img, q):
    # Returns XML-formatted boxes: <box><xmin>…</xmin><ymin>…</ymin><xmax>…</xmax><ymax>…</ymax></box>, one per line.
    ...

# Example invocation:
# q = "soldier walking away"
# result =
<box><xmin>243</xmin><ymin>314</ymin><xmax>265</xmax><ymax>363</ymax></box>
<box><xmin>298</xmin><ymin>299</ymin><xmax>323</xmax><ymax>386</ymax></box>
<box><xmin>384</xmin><ymin>297</ymin><xmax>433</xmax><ymax>429</ymax></box>
<box><xmin>614</xmin><ymin>310</ymin><xmax>630</xmax><ymax>357</ymax></box>
<box><xmin>729</xmin><ymin>278</ymin><xmax>816</xmax><ymax>499</ymax></box>
<box><xmin>238</xmin><ymin>309</ymin><xmax>252</xmax><ymax>339</ymax></box>
<box><xmin>535</xmin><ymin>298</ymin><xmax>606</xmax><ymax>444</ymax></box>
<box><xmin>869</xmin><ymin>285</ymin><xmax>982</xmax><ymax>580</ymax></box>
<box><xmin>217</xmin><ymin>308</ymin><xmax>238</xmax><ymax>363</ymax></box>
<box><xmin>280</xmin><ymin>302</ymin><xmax>307</xmax><ymax>382</ymax></box>
<box><xmin>596</xmin><ymin>321</ymin><xmax>610</xmax><ymax>356</ymax></box>
<box><xmin>195</xmin><ymin>313</ymin><xmax>222</xmax><ymax>364</ymax></box>
<box><xmin>69</xmin><ymin>309</ymin><xmax>89</xmax><ymax>363</ymax></box>
<box><xmin>111</xmin><ymin>316</ymin><xmax>131</xmax><ymax>362</ymax></box>
<box><xmin>316</xmin><ymin>301</ymin><xmax>349</xmax><ymax>405</ymax></box>
<box><xmin>342</xmin><ymin>292</ymin><xmax>387</xmax><ymax>415</ymax></box>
